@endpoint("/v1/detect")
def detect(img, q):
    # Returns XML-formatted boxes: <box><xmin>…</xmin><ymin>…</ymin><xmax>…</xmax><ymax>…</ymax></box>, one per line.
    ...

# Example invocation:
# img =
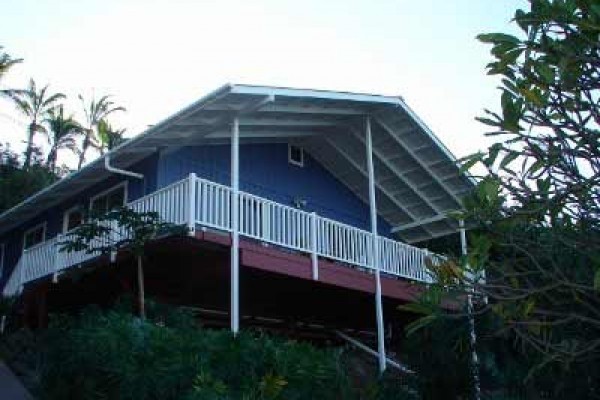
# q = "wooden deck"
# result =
<box><xmin>17</xmin><ymin>229</ymin><xmax>433</xmax><ymax>340</ymax></box>
<box><xmin>4</xmin><ymin>174</ymin><xmax>439</xmax><ymax>298</ymax></box>
<box><xmin>195</xmin><ymin>229</ymin><xmax>424</xmax><ymax>303</ymax></box>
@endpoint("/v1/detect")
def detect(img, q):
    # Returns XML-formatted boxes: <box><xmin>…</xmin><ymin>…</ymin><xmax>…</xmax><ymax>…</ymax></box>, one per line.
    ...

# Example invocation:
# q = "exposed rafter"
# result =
<box><xmin>349</xmin><ymin>126</ymin><xmax>445</xmax><ymax>217</ymax></box>
<box><xmin>373</xmin><ymin>117</ymin><xmax>465</xmax><ymax>207</ymax></box>
<box><xmin>320</xmin><ymin>136</ymin><xmax>421</xmax><ymax>225</ymax></box>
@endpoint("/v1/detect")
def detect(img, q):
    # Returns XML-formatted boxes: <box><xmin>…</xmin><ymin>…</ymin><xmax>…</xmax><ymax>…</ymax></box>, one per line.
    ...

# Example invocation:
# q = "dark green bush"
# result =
<box><xmin>0</xmin><ymin>301</ymin><xmax>417</xmax><ymax>400</ymax></box>
<box><xmin>40</xmin><ymin>311</ymin><xmax>347</xmax><ymax>399</ymax></box>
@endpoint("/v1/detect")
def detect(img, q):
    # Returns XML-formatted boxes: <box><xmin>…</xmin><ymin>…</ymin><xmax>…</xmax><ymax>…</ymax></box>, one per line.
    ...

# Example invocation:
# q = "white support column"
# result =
<box><xmin>310</xmin><ymin>212</ymin><xmax>318</xmax><ymax>280</ymax></box>
<box><xmin>365</xmin><ymin>116</ymin><xmax>386</xmax><ymax>374</ymax></box>
<box><xmin>230</xmin><ymin>117</ymin><xmax>240</xmax><ymax>335</ymax></box>
<box><xmin>460</xmin><ymin>219</ymin><xmax>481</xmax><ymax>400</ymax></box>
<box><xmin>188</xmin><ymin>173</ymin><xmax>197</xmax><ymax>236</ymax></box>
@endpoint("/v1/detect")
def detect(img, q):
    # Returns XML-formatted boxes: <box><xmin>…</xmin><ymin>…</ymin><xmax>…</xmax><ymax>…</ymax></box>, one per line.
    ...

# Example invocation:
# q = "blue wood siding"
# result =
<box><xmin>157</xmin><ymin>143</ymin><xmax>392</xmax><ymax>234</ymax></box>
<box><xmin>0</xmin><ymin>142</ymin><xmax>395</xmax><ymax>288</ymax></box>
<box><xmin>0</xmin><ymin>154</ymin><xmax>158</xmax><ymax>287</ymax></box>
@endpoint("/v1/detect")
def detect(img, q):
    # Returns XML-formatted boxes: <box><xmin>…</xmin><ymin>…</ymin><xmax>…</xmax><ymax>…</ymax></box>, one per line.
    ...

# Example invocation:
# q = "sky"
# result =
<box><xmin>0</xmin><ymin>0</ymin><xmax>525</xmax><ymax>168</ymax></box>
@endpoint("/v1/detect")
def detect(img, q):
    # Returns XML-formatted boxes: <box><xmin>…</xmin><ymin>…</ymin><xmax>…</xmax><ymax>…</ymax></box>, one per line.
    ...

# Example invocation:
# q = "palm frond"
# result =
<box><xmin>0</xmin><ymin>46</ymin><xmax>23</xmax><ymax>80</ymax></box>
<box><xmin>42</xmin><ymin>92</ymin><xmax>66</xmax><ymax>108</ymax></box>
<box><xmin>2</xmin><ymin>91</ymin><xmax>33</xmax><ymax>116</ymax></box>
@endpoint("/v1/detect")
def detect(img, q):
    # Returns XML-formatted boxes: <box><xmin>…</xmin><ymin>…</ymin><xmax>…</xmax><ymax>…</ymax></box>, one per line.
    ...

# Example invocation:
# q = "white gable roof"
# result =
<box><xmin>0</xmin><ymin>84</ymin><xmax>474</xmax><ymax>243</ymax></box>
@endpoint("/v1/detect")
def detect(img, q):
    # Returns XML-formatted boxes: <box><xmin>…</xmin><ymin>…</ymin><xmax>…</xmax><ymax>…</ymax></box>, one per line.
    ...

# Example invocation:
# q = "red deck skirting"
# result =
<box><xmin>195</xmin><ymin>230</ymin><xmax>425</xmax><ymax>303</ymax></box>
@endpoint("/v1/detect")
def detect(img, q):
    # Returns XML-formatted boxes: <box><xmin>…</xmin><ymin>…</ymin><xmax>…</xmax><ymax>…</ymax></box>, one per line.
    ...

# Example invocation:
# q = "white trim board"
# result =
<box><xmin>22</xmin><ymin>221</ymin><xmax>47</xmax><ymax>252</ymax></box>
<box><xmin>89</xmin><ymin>181</ymin><xmax>129</xmax><ymax>212</ymax></box>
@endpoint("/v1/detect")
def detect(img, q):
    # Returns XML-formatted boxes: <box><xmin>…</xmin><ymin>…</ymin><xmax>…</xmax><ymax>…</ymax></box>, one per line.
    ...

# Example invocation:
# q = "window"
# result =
<box><xmin>23</xmin><ymin>223</ymin><xmax>46</xmax><ymax>251</ymax></box>
<box><xmin>63</xmin><ymin>206</ymin><xmax>84</xmax><ymax>233</ymax></box>
<box><xmin>288</xmin><ymin>144</ymin><xmax>304</xmax><ymax>167</ymax></box>
<box><xmin>90</xmin><ymin>183</ymin><xmax>127</xmax><ymax>216</ymax></box>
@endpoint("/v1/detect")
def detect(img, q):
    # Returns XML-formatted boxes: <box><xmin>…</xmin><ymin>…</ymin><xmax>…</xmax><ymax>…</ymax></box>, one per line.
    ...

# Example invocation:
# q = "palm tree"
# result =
<box><xmin>0</xmin><ymin>46</ymin><xmax>22</xmax><ymax>83</ymax></box>
<box><xmin>78</xmin><ymin>95</ymin><xmax>125</xmax><ymax>169</ymax></box>
<box><xmin>2</xmin><ymin>79</ymin><xmax>65</xmax><ymax>168</ymax></box>
<box><xmin>97</xmin><ymin>119</ymin><xmax>126</xmax><ymax>154</ymax></box>
<box><xmin>44</xmin><ymin>106</ymin><xmax>83</xmax><ymax>171</ymax></box>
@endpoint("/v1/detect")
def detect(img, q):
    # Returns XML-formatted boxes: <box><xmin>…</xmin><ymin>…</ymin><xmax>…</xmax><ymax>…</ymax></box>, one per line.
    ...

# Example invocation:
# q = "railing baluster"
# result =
<box><xmin>307</xmin><ymin>212</ymin><xmax>317</xmax><ymax>279</ymax></box>
<box><xmin>188</xmin><ymin>173</ymin><xmax>196</xmax><ymax>234</ymax></box>
<box><xmin>5</xmin><ymin>175</ymin><xmax>444</xmax><ymax>297</ymax></box>
<box><xmin>219</xmin><ymin>189</ymin><xmax>227</xmax><ymax>227</ymax></box>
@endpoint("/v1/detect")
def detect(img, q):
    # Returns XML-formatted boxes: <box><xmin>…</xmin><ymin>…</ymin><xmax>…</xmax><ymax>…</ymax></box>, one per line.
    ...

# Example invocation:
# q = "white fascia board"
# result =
<box><xmin>230</xmin><ymin>84</ymin><xmax>403</xmax><ymax>105</ymax></box>
<box><xmin>391</xmin><ymin>214</ymin><xmax>452</xmax><ymax>233</ymax></box>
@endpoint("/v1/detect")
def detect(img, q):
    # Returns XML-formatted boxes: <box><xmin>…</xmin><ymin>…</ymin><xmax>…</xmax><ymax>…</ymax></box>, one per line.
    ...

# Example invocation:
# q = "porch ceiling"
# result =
<box><xmin>0</xmin><ymin>84</ymin><xmax>474</xmax><ymax>243</ymax></box>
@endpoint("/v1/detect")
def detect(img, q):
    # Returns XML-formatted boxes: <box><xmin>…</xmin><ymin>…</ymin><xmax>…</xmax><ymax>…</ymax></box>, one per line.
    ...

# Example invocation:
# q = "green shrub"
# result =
<box><xmin>0</xmin><ymin>299</ymin><xmax>421</xmax><ymax>399</ymax></box>
<box><xmin>1</xmin><ymin>302</ymin><xmax>405</xmax><ymax>400</ymax></box>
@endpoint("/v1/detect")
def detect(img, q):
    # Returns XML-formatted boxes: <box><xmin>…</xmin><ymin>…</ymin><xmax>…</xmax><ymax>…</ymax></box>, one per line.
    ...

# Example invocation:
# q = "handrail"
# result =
<box><xmin>3</xmin><ymin>174</ymin><xmax>437</xmax><ymax>297</ymax></box>
<box><xmin>335</xmin><ymin>330</ymin><xmax>414</xmax><ymax>374</ymax></box>
<box><xmin>128</xmin><ymin>177</ymin><xmax>191</xmax><ymax>207</ymax></box>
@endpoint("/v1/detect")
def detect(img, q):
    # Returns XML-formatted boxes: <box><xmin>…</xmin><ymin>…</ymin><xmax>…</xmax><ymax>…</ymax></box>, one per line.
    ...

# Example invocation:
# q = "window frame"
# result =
<box><xmin>89</xmin><ymin>181</ymin><xmax>129</xmax><ymax>215</ymax></box>
<box><xmin>288</xmin><ymin>144</ymin><xmax>304</xmax><ymax>167</ymax></box>
<box><xmin>22</xmin><ymin>222</ymin><xmax>47</xmax><ymax>252</ymax></box>
<box><xmin>62</xmin><ymin>205</ymin><xmax>85</xmax><ymax>234</ymax></box>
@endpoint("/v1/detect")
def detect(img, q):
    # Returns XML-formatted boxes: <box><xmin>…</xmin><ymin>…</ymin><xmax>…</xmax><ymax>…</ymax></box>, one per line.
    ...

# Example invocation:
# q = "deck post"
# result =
<box><xmin>460</xmin><ymin>219</ymin><xmax>481</xmax><ymax>400</ymax></box>
<box><xmin>230</xmin><ymin>117</ymin><xmax>240</xmax><ymax>335</ymax></box>
<box><xmin>310</xmin><ymin>212</ymin><xmax>318</xmax><ymax>280</ymax></box>
<box><xmin>188</xmin><ymin>173</ymin><xmax>197</xmax><ymax>236</ymax></box>
<box><xmin>365</xmin><ymin>116</ymin><xmax>387</xmax><ymax>374</ymax></box>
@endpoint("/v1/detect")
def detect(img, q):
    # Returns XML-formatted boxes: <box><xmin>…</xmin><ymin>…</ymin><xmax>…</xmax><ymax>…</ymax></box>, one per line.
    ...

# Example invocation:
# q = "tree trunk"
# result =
<box><xmin>137</xmin><ymin>255</ymin><xmax>145</xmax><ymax>320</ymax></box>
<box><xmin>46</xmin><ymin>147</ymin><xmax>57</xmax><ymax>171</ymax></box>
<box><xmin>78</xmin><ymin>136</ymin><xmax>88</xmax><ymax>170</ymax></box>
<box><xmin>24</xmin><ymin>122</ymin><xmax>35</xmax><ymax>168</ymax></box>
<box><xmin>78</xmin><ymin>128</ymin><xmax>92</xmax><ymax>170</ymax></box>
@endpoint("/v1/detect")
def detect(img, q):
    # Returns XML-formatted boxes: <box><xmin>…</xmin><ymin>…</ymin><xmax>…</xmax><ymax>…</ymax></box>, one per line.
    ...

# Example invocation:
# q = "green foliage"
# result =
<box><xmin>2</xmin><ymin>78</ymin><xmax>66</xmax><ymax>168</ymax></box>
<box><xmin>0</xmin><ymin>300</ymin><xmax>422</xmax><ymax>399</ymax></box>
<box><xmin>2</xmin><ymin>45</ymin><xmax>126</xmax><ymax>172</ymax></box>
<box><xmin>0</xmin><ymin>144</ymin><xmax>58</xmax><ymax>213</ymax></box>
<box><xmin>0</xmin><ymin>304</ymin><xmax>380</xmax><ymax>400</ymax></box>
<box><xmin>464</xmin><ymin>0</ymin><xmax>600</xmax><ymax>371</ymax></box>
<box><xmin>97</xmin><ymin>119</ymin><xmax>127</xmax><ymax>153</ymax></box>
<box><xmin>407</xmin><ymin>1</ymin><xmax>600</xmax><ymax>398</ymax></box>
<box><xmin>60</xmin><ymin>207</ymin><xmax>188</xmax><ymax>319</ymax></box>
<box><xmin>43</xmin><ymin>105</ymin><xmax>83</xmax><ymax>171</ymax></box>
<box><xmin>77</xmin><ymin>94</ymin><xmax>126</xmax><ymax>169</ymax></box>
<box><xmin>358</xmin><ymin>373</ymin><xmax>419</xmax><ymax>400</ymax></box>
<box><xmin>399</xmin><ymin>306</ymin><xmax>600</xmax><ymax>399</ymax></box>
<box><xmin>0</xmin><ymin>45</ymin><xmax>22</xmax><ymax>82</ymax></box>
<box><xmin>402</xmin><ymin>316</ymin><xmax>474</xmax><ymax>400</ymax></box>
<box><xmin>468</xmin><ymin>0</ymin><xmax>600</xmax><ymax>226</ymax></box>
<box><xmin>59</xmin><ymin>206</ymin><xmax>188</xmax><ymax>258</ymax></box>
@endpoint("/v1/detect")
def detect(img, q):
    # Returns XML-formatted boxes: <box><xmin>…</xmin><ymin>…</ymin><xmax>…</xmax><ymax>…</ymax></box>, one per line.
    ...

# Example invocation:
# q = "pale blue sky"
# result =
<box><xmin>1</xmin><ymin>0</ymin><xmax>525</xmax><ymax>167</ymax></box>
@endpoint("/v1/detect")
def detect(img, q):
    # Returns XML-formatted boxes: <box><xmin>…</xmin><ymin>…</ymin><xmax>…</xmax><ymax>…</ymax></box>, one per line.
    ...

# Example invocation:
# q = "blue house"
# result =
<box><xmin>0</xmin><ymin>84</ymin><xmax>473</xmax><ymax>372</ymax></box>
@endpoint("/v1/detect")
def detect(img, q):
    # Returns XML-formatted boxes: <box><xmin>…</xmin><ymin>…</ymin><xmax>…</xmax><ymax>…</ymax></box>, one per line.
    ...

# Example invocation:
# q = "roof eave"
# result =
<box><xmin>0</xmin><ymin>83</ymin><xmax>235</xmax><ymax>230</ymax></box>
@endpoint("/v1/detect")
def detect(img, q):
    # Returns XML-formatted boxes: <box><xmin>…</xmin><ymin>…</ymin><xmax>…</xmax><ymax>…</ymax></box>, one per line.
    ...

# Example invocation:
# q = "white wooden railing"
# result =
<box><xmin>3</xmin><ymin>174</ymin><xmax>439</xmax><ymax>296</ymax></box>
